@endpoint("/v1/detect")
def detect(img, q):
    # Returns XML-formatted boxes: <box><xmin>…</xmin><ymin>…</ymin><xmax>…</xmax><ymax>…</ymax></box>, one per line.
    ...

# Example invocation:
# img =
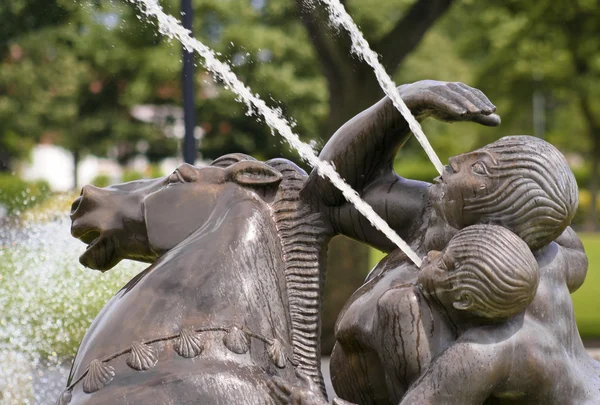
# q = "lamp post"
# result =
<box><xmin>181</xmin><ymin>0</ymin><xmax>196</xmax><ymax>164</ymax></box>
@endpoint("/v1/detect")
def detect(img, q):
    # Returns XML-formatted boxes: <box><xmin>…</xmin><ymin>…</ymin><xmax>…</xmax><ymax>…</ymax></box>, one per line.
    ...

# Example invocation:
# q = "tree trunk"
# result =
<box><xmin>320</xmin><ymin>71</ymin><xmax>385</xmax><ymax>354</ymax></box>
<box><xmin>321</xmin><ymin>236</ymin><xmax>371</xmax><ymax>354</ymax></box>
<box><xmin>0</xmin><ymin>151</ymin><xmax>11</xmax><ymax>172</ymax></box>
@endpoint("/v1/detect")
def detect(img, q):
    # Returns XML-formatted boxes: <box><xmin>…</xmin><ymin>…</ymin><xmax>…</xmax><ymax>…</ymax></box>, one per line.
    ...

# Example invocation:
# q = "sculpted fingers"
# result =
<box><xmin>400</xmin><ymin>80</ymin><xmax>501</xmax><ymax>126</ymax></box>
<box><xmin>457</xmin><ymin>83</ymin><xmax>496</xmax><ymax>111</ymax></box>
<box><xmin>420</xmin><ymin>89</ymin><xmax>468</xmax><ymax>118</ymax></box>
<box><xmin>445</xmin><ymin>83</ymin><xmax>490</xmax><ymax>115</ymax></box>
<box><xmin>473</xmin><ymin>112</ymin><xmax>501</xmax><ymax>127</ymax></box>
<box><xmin>449</xmin><ymin>82</ymin><xmax>496</xmax><ymax>115</ymax></box>
<box><xmin>424</xmin><ymin>82</ymin><xmax>501</xmax><ymax>126</ymax></box>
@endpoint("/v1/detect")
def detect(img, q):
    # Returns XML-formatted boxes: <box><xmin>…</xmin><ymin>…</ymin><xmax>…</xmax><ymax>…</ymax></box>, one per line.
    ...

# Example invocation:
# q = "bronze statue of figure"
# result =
<box><xmin>270</xmin><ymin>224</ymin><xmax>540</xmax><ymax>404</ymax></box>
<box><xmin>270</xmin><ymin>82</ymin><xmax>594</xmax><ymax>404</ymax></box>
<box><xmin>62</xmin><ymin>80</ymin><xmax>530</xmax><ymax>404</ymax></box>
<box><xmin>270</xmin><ymin>226</ymin><xmax>597</xmax><ymax>404</ymax></box>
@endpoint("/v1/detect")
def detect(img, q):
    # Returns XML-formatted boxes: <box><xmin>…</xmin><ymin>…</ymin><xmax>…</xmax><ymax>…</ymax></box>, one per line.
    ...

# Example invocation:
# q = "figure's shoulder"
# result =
<box><xmin>535</xmin><ymin>230</ymin><xmax>589</xmax><ymax>292</ymax></box>
<box><xmin>376</xmin><ymin>282</ymin><xmax>420</xmax><ymax>316</ymax></box>
<box><xmin>365</xmin><ymin>249</ymin><xmax>417</xmax><ymax>282</ymax></box>
<box><xmin>335</xmin><ymin>275</ymin><xmax>391</xmax><ymax>341</ymax></box>
<box><xmin>336</xmin><ymin>265</ymin><xmax>419</xmax><ymax>342</ymax></box>
<box><xmin>536</xmin><ymin>228</ymin><xmax>587</xmax><ymax>265</ymax></box>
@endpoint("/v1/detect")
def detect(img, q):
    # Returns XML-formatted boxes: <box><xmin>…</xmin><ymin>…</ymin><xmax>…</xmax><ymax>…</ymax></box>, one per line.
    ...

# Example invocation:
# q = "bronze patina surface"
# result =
<box><xmin>269</xmin><ymin>81</ymin><xmax>596</xmax><ymax>405</ymax></box>
<box><xmin>65</xmin><ymin>156</ymin><xmax>330</xmax><ymax>404</ymax></box>
<box><xmin>62</xmin><ymin>80</ymin><xmax>584</xmax><ymax>404</ymax></box>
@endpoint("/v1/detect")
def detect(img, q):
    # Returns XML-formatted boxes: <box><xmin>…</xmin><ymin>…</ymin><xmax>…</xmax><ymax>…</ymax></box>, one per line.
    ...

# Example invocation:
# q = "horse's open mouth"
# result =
<box><xmin>79</xmin><ymin>235</ymin><xmax>118</xmax><ymax>271</ymax></box>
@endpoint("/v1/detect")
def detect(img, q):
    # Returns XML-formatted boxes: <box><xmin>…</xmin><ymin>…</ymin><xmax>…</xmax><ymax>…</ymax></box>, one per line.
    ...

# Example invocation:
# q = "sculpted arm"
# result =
<box><xmin>399</xmin><ymin>340</ymin><xmax>501</xmax><ymax>405</ymax></box>
<box><xmin>304</xmin><ymin>83</ymin><xmax>416</xmax><ymax>207</ymax></box>
<box><xmin>554</xmin><ymin>227</ymin><xmax>589</xmax><ymax>293</ymax></box>
<box><xmin>302</xmin><ymin>81</ymin><xmax>500</xmax><ymax>248</ymax></box>
<box><xmin>269</xmin><ymin>341</ymin><xmax>501</xmax><ymax>405</ymax></box>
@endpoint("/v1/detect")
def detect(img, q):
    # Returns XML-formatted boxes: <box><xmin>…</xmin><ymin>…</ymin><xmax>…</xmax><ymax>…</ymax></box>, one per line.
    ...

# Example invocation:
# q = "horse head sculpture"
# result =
<box><xmin>62</xmin><ymin>154</ymin><xmax>330</xmax><ymax>405</ymax></box>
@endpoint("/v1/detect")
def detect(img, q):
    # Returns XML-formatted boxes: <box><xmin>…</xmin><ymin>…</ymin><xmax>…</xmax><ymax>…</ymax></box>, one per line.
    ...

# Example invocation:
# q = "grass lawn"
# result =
<box><xmin>370</xmin><ymin>232</ymin><xmax>600</xmax><ymax>338</ymax></box>
<box><xmin>572</xmin><ymin>233</ymin><xmax>600</xmax><ymax>337</ymax></box>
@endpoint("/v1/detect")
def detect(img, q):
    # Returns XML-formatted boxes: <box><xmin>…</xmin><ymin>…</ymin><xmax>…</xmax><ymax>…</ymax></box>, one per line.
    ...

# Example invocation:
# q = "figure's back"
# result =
<box><xmin>332</xmin><ymin>258</ymin><xmax>454</xmax><ymax>405</ymax></box>
<box><xmin>529</xmin><ymin>240</ymin><xmax>590</xmax><ymax>360</ymax></box>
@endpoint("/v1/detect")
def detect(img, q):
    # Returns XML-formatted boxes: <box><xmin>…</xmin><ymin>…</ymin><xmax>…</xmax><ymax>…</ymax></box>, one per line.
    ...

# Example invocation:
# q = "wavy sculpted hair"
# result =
<box><xmin>425</xmin><ymin>225</ymin><xmax>539</xmax><ymax>321</ymax></box>
<box><xmin>464</xmin><ymin>135</ymin><xmax>578</xmax><ymax>251</ymax></box>
<box><xmin>211</xmin><ymin>153</ymin><xmax>328</xmax><ymax>394</ymax></box>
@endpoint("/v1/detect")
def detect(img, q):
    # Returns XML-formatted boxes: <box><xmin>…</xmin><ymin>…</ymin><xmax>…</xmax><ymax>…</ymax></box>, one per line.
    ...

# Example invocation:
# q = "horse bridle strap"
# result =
<box><xmin>58</xmin><ymin>325</ymin><xmax>297</xmax><ymax>401</ymax></box>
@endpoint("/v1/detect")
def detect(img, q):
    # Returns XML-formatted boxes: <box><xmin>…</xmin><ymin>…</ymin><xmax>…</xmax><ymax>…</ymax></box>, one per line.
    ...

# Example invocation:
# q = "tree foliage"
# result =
<box><xmin>0</xmin><ymin>1</ymin><xmax>179</xmax><ymax>173</ymax></box>
<box><xmin>449</xmin><ymin>0</ymin><xmax>600</xmax><ymax>229</ymax></box>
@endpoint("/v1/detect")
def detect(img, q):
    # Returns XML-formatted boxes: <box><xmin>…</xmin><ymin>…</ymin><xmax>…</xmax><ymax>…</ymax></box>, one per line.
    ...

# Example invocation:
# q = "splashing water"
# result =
<box><xmin>314</xmin><ymin>0</ymin><xmax>444</xmax><ymax>176</ymax></box>
<box><xmin>131</xmin><ymin>0</ymin><xmax>422</xmax><ymax>267</ymax></box>
<box><xmin>0</xmin><ymin>197</ymin><xmax>143</xmax><ymax>404</ymax></box>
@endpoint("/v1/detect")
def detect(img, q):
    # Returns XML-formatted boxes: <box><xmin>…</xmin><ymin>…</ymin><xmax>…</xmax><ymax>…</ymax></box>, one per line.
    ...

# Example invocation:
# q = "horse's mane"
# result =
<box><xmin>266</xmin><ymin>158</ymin><xmax>328</xmax><ymax>392</ymax></box>
<box><xmin>211</xmin><ymin>154</ymin><xmax>328</xmax><ymax>392</ymax></box>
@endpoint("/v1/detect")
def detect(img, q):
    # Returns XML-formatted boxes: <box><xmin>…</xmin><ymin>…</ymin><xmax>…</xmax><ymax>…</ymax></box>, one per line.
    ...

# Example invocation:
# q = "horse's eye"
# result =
<box><xmin>167</xmin><ymin>170</ymin><xmax>184</xmax><ymax>185</ymax></box>
<box><xmin>472</xmin><ymin>162</ymin><xmax>488</xmax><ymax>176</ymax></box>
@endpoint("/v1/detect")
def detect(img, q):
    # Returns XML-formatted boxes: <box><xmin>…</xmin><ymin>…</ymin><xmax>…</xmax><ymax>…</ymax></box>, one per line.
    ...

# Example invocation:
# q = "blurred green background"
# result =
<box><xmin>0</xmin><ymin>0</ymin><xmax>599</xmax><ymax>360</ymax></box>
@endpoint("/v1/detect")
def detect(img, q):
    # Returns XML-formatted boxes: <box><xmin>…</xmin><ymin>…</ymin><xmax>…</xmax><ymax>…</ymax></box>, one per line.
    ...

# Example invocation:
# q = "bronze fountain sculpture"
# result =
<box><xmin>270</xmin><ymin>82</ymin><xmax>596</xmax><ymax>404</ymax></box>
<box><xmin>63</xmin><ymin>154</ymin><xmax>330</xmax><ymax>403</ymax></box>
<box><xmin>60</xmin><ymin>80</ymin><xmax>593</xmax><ymax>404</ymax></box>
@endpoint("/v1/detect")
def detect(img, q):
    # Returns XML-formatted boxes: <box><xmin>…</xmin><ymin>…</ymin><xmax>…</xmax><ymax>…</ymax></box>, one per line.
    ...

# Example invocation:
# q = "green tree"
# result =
<box><xmin>0</xmin><ymin>1</ymin><xmax>182</xmax><ymax>182</ymax></box>
<box><xmin>0</xmin><ymin>0</ymin><xmax>78</xmax><ymax>171</ymax></box>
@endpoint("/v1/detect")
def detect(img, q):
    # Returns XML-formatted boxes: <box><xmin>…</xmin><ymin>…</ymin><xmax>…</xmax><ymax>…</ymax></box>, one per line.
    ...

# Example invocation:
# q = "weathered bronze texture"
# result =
<box><xmin>269</xmin><ymin>81</ymin><xmax>595</xmax><ymax>405</ymax></box>
<box><xmin>64</xmin><ymin>156</ymin><xmax>331</xmax><ymax>403</ymax></box>
<box><xmin>61</xmin><ymin>80</ymin><xmax>594</xmax><ymax>404</ymax></box>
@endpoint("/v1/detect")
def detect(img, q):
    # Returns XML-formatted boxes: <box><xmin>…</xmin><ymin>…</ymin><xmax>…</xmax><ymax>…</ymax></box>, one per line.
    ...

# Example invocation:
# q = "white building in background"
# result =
<box><xmin>18</xmin><ymin>144</ymin><xmax>125</xmax><ymax>191</ymax></box>
<box><xmin>18</xmin><ymin>148</ymin><xmax>204</xmax><ymax>193</ymax></box>
<box><xmin>18</xmin><ymin>104</ymin><xmax>207</xmax><ymax>192</ymax></box>
<box><xmin>77</xmin><ymin>154</ymin><xmax>124</xmax><ymax>187</ymax></box>
<box><xmin>20</xmin><ymin>144</ymin><xmax>74</xmax><ymax>192</ymax></box>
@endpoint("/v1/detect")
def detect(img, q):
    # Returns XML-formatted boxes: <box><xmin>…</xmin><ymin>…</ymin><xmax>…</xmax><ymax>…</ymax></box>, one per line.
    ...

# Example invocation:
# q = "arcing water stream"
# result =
<box><xmin>131</xmin><ymin>0</ymin><xmax>423</xmax><ymax>267</ymax></box>
<box><xmin>1</xmin><ymin>3</ymin><xmax>441</xmax><ymax>402</ymax></box>
<box><xmin>315</xmin><ymin>0</ymin><xmax>444</xmax><ymax>176</ymax></box>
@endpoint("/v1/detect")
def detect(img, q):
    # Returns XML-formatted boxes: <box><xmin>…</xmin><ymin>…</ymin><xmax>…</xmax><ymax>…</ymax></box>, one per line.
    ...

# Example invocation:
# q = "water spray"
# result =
<box><xmin>314</xmin><ymin>0</ymin><xmax>445</xmax><ymax>176</ymax></box>
<box><xmin>130</xmin><ymin>0</ymin><xmax>422</xmax><ymax>267</ymax></box>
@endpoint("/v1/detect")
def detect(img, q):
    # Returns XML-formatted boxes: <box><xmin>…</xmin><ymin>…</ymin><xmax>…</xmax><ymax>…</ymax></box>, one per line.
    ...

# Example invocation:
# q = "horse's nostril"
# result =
<box><xmin>70</xmin><ymin>197</ymin><xmax>83</xmax><ymax>217</ymax></box>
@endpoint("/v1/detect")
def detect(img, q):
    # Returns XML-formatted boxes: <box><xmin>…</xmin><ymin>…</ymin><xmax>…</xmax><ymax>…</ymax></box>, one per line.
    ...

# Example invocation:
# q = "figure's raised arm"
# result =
<box><xmin>301</xmin><ymin>81</ymin><xmax>500</xmax><ymax>250</ymax></box>
<box><xmin>302</xmin><ymin>80</ymin><xmax>501</xmax><ymax>207</ymax></box>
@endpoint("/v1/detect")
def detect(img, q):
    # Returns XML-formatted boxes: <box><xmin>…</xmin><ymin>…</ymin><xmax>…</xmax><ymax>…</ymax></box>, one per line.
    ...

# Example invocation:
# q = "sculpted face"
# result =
<box><xmin>417</xmin><ymin>247</ymin><xmax>461</xmax><ymax>312</ymax></box>
<box><xmin>429</xmin><ymin>149</ymin><xmax>499</xmax><ymax>229</ymax></box>
<box><xmin>70</xmin><ymin>160</ymin><xmax>281</xmax><ymax>271</ymax></box>
<box><xmin>418</xmin><ymin>225</ymin><xmax>539</xmax><ymax>322</ymax></box>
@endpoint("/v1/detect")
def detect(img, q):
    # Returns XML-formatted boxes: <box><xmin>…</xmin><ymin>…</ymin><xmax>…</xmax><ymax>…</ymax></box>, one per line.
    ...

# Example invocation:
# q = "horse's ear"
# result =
<box><xmin>226</xmin><ymin>160</ymin><xmax>283</xmax><ymax>189</ymax></box>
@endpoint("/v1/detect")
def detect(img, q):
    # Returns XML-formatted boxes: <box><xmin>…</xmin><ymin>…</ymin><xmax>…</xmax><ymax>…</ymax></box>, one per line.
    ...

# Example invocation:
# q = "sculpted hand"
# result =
<box><xmin>399</xmin><ymin>80</ymin><xmax>501</xmax><ymax>127</ymax></box>
<box><xmin>268</xmin><ymin>371</ymin><xmax>329</xmax><ymax>405</ymax></box>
